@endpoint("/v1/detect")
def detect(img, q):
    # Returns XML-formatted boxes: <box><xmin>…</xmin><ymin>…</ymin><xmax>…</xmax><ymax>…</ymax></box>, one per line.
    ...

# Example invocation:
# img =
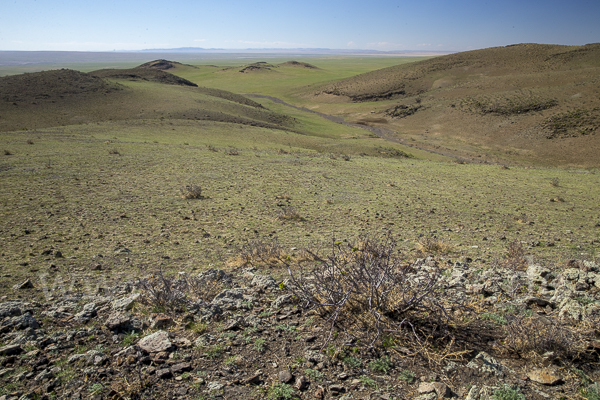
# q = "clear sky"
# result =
<box><xmin>1</xmin><ymin>0</ymin><xmax>599</xmax><ymax>52</ymax></box>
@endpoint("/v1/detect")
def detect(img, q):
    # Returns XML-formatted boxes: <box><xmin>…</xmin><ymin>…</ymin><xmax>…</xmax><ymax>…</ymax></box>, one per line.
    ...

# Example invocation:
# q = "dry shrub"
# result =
<box><xmin>227</xmin><ymin>239</ymin><xmax>289</xmax><ymax>268</ymax></box>
<box><xmin>287</xmin><ymin>234</ymin><xmax>452</xmax><ymax>348</ymax></box>
<box><xmin>501</xmin><ymin>314</ymin><xmax>587</xmax><ymax>360</ymax></box>
<box><xmin>135</xmin><ymin>269</ymin><xmax>226</xmax><ymax>313</ymax></box>
<box><xmin>277</xmin><ymin>206</ymin><xmax>304</xmax><ymax>221</ymax></box>
<box><xmin>416</xmin><ymin>236</ymin><xmax>453</xmax><ymax>255</ymax></box>
<box><xmin>502</xmin><ymin>240</ymin><xmax>527</xmax><ymax>271</ymax></box>
<box><xmin>180</xmin><ymin>184</ymin><xmax>203</xmax><ymax>199</ymax></box>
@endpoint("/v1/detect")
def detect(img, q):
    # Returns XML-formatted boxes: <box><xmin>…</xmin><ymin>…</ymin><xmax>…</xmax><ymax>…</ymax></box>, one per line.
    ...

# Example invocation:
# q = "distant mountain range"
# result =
<box><xmin>138</xmin><ymin>47</ymin><xmax>452</xmax><ymax>56</ymax></box>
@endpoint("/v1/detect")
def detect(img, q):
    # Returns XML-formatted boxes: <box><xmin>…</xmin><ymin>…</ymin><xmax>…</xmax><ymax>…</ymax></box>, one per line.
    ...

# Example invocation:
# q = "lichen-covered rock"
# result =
<box><xmin>251</xmin><ymin>274</ymin><xmax>277</xmax><ymax>289</ymax></box>
<box><xmin>138</xmin><ymin>330</ymin><xmax>173</xmax><ymax>353</ymax></box>
<box><xmin>111</xmin><ymin>293</ymin><xmax>140</xmax><ymax>311</ymax></box>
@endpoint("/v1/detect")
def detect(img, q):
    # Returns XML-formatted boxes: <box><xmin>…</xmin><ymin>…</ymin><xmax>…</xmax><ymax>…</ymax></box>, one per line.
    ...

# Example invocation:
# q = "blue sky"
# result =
<box><xmin>1</xmin><ymin>0</ymin><xmax>599</xmax><ymax>52</ymax></box>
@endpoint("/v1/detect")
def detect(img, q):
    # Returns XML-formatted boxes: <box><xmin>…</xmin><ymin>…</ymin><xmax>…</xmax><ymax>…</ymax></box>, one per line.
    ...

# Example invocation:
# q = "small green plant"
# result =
<box><xmin>0</xmin><ymin>383</ymin><xmax>19</xmax><ymax>396</ymax></box>
<box><xmin>369</xmin><ymin>356</ymin><xmax>392</xmax><ymax>374</ymax></box>
<box><xmin>225</xmin><ymin>356</ymin><xmax>239</xmax><ymax>366</ymax></box>
<box><xmin>481</xmin><ymin>312</ymin><xmax>508</xmax><ymax>325</ymax></box>
<box><xmin>186</xmin><ymin>321</ymin><xmax>207</xmax><ymax>334</ymax></box>
<box><xmin>492</xmin><ymin>384</ymin><xmax>526</xmax><ymax>400</ymax></box>
<box><xmin>304</xmin><ymin>368</ymin><xmax>324</xmax><ymax>381</ymax></box>
<box><xmin>220</xmin><ymin>331</ymin><xmax>237</xmax><ymax>339</ymax></box>
<box><xmin>268</xmin><ymin>383</ymin><xmax>294</xmax><ymax>399</ymax></box>
<box><xmin>88</xmin><ymin>383</ymin><xmax>104</xmax><ymax>395</ymax></box>
<box><xmin>343</xmin><ymin>355</ymin><xmax>361</xmax><ymax>369</ymax></box>
<box><xmin>399</xmin><ymin>369</ymin><xmax>416</xmax><ymax>384</ymax></box>
<box><xmin>359</xmin><ymin>376</ymin><xmax>378</xmax><ymax>388</ymax></box>
<box><xmin>382</xmin><ymin>335</ymin><xmax>395</xmax><ymax>348</ymax></box>
<box><xmin>206</xmin><ymin>345</ymin><xmax>223</xmax><ymax>360</ymax></box>
<box><xmin>582</xmin><ymin>383</ymin><xmax>600</xmax><ymax>400</ymax></box>
<box><xmin>276</xmin><ymin>324</ymin><xmax>296</xmax><ymax>332</ymax></box>
<box><xmin>122</xmin><ymin>331</ymin><xmax>139</xmax><ymax>346</ymax></box>
<box><xmin>254</xmin><ymin>338</ymin><xmax>266</xmax><ymax>352</ymax></box>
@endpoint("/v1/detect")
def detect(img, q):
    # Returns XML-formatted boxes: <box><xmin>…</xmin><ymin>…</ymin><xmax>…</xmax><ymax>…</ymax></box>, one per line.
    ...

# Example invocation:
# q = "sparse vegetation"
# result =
<box><xmin>542</xmin><ymin>108</ymin><xmax>600</xmax><ymax>138</ymax></box>
<box><xmin>268</xmin><ymin>383</ymin><xmax>294</xmax><ymax>400</ymax></box>
<box><xmin>492</xmin><ymin>384</ymin><xmax>526</xmax><ymax>400</ymax></box>
<box><xmin>461</xmin><ymin>94</ymin><xmax>558</xmax><ymax>116</ymax></box>
<box><xmin>180</xmin><ymin>184</ymin><xmax>204</xmax><ymax>199</ymax></box>
<box><xmin>277</xmin><ymin>206</ymin><xmax>304</xmax><ymax>222</ymax></box>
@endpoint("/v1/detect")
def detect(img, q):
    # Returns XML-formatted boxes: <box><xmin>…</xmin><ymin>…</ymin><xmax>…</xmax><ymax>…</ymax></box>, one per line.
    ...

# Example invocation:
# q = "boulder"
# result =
<box><xmin>138</xmin><ymin>330</ymin><xmax>173</xmax><ymax>353</ymax></box>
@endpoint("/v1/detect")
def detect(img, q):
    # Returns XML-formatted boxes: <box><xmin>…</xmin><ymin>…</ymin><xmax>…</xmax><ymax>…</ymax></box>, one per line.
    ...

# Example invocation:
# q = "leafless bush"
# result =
<box><xmin>501</xmin><ymin>314</ymin><xmax>586</xmax><ymax>360</ymax></box>
<box><xmin>502</xmin><ymin>240</ymin><xmax>527</xmax><ymax>271</ymax></box>
<box><xmin>287</xmin><ymin>234</ymin><xmax>451</xmax><ymax>348</ymax></box>
<box><xmin>277</xmin><ymin>206</ymin><xmax>305</xmax><ymax>221</ymax></box>
<box><xmin>135</xmin><ymin>269</ymin><xmax>225</xmax><ymax>313</ymax></box>
<box><xmin>180</xmin><ymin>184</ymin><xmax>203</xmax><ymax>199</ymax></box>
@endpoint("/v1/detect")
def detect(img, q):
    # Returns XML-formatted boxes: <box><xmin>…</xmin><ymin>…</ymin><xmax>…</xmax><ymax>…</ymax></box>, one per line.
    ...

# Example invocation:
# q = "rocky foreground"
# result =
<box><xmin>2</xmin><ymin>256</ymin><xmax>600</xmax><ymax>400</ymax></box>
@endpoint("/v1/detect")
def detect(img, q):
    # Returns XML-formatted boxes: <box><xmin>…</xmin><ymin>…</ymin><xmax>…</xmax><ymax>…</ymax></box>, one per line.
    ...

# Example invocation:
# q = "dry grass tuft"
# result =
<box><xmin>277</xmin><ymin>206</ymin><xmax>305</xmax><ymax>221</ymax></box>
<box><xmin>227</xmin><ymin>239</ymin><xmax>289</xmax><ymax>268</ymax></box>
<box><xmin>180</xmin><ymin>184</ymin><xmax>203</xmax><ymax>199</ymax></box>
<box><xmin>416</xmin><ymin>236</ymin><xmax>453</xmax><ymax>255</ymax></box>
<box><xmin>501</xmin><ymin>314</ymin><xmax>587</xmax><ymax>360</ymax></box>
<box><xmin>501</xmin><ymin>240</ymin><xmax>527</xmax><ymax>271</ymax></box>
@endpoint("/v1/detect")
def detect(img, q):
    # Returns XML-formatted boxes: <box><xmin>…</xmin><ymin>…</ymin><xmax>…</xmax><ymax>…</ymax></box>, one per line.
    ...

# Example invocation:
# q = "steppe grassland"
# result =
<box><xmin>1</xmin><ymin>117</ymin><xmax>599</xmax><ymax>296</ymax></box>
<box><xmin>0</xmin><ymin>55</ymin><xmax>599</xmax><ymax>297</ymax></box>
<box><xmin>175</xmin><ymin>57</ymin><xmax>430</xmax><ymax>103</ymax></box>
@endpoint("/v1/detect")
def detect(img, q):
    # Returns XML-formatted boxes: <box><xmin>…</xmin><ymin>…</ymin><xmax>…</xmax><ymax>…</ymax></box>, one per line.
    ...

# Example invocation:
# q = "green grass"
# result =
<box><xmin>0</xmin><ymin>119</ymin><xmax>599</xmax><ymax>296</ymax></box>
<box><xmin>177</xmin><ymin>57</ymin><xmax>430</xmax><ymax>104</ymax></box>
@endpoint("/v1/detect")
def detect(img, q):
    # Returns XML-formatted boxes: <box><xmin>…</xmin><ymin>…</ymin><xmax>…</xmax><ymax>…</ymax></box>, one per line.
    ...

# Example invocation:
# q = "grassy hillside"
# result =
<box><xmin>0</xmin><ymin>69</ymin><xmax>297</xmax><ymax>133</ymax></box>
<box><xmin>298</xmin><ymin>44</ymin><xmax>600</xmax><ymax>167</ymax></box>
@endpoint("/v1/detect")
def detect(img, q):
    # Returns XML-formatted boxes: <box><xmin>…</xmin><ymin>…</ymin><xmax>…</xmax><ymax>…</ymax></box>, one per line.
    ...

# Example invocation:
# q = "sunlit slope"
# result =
<box><xmin>0</xmin><ymin>69</ymin><xmax>296</xmax><ymax>133</ymax></box>
<box><xmin>307</xmin><ymin>44</ymin><xmax>600</xmax><ymax>167</ymax></box>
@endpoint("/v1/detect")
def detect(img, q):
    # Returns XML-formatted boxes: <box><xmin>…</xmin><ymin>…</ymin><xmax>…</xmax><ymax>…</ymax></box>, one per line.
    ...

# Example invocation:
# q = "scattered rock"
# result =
<box><xmin>278</xmin><ymin>370</ymin><xmax>293</xmax><ymax>383</ymax></box>
<box><xmin>12</xmin><ymin>279</ymin><xmax>34</xmax><ymax>290</ymax></box>
<box><xmin>527</xmin><ymin>368</ymin><xmax>564</xmax><ymax>386</ymax></box>
<box><xmin>156</xmin><ymin>368</ymin><xmax>172</xmax><ymax>379</ymax></box>
<box><xmin>0</xmin><ymin>344</ymin><xmax>22</xmax><ymax>356</ymax></box>
<box><xmin>295</xmin><ymin>375</ymin><xmax>309</xmax><ymax>391</ymax></box>
<box><xmin>151</xmin><ymin>314</ymin><xmax>174</xmax><ymax>329</ymax></box>
<box><xmin>251</xmin><ymin>274</ymin><xmax>277</xmax><ymax>289</ymax></box>
<box><xmin>138</xmin><ymin>330</ymin><xmax>173</xmax><ymax>353</ymax></box>
<box><xmin>111</xmin><ymin>293</ymin><xmax>140</xmax><ymax>311</ymax></box>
